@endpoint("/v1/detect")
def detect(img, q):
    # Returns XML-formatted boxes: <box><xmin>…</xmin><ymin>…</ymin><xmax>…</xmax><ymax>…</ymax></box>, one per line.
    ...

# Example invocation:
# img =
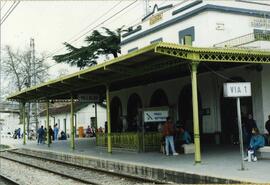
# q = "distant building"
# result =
<box><xmin>38</xmin><ymin>102</ymin><xmax>106</xmax><ymax>135</ymax></box>
<box><xmin>0</xmin><ymin>102</ymin><xmax>20</xmax><ymax>135</ymax></box>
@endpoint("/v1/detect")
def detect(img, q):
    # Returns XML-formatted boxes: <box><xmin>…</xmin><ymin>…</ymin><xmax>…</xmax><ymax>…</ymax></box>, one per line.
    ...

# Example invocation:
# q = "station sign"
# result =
<box><xmin>149</xmin><ymin>13</ymin><xmax>163</xmax><ymax>25</ymax></box>
<box><xmin>223</xmin><ymin>82</ymin><xmax>251</xmax><ymax>97</ymax></box>
<box><xmin>144</xmin><ymin>110</ymin><xmax>168</xmax><ymax>122</ymax></box>
<box><xmin>78</xmin><ymin>94</ymin><xmax>99</xmax><ymax>103</ymax></box>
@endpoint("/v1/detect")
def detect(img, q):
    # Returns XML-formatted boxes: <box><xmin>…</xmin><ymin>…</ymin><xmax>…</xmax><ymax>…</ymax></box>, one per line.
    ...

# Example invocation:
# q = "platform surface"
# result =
<box><xmin>2</xmin><ymin>137</ymin><xmax>270</xmax><ymax>183</ymax></box>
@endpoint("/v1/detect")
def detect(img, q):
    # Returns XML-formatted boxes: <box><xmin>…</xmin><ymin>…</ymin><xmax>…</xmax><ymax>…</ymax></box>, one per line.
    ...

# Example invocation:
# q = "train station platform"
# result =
<box><xmin>2</xmin><ymin>137</ymin><xmax>270</xmax><ymax>184</ymax></box>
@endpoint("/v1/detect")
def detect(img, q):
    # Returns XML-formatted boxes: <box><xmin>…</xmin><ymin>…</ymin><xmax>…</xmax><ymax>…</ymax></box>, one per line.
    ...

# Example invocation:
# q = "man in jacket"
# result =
<box><xmin>163</xmin><ymin>117</ymin><xmax>178</xmax><ymax>156</ymax></box>
<box><xmin>37</xmin><ymin>126</ymin><xmax>45</xmax><ymax>144</ymax></box>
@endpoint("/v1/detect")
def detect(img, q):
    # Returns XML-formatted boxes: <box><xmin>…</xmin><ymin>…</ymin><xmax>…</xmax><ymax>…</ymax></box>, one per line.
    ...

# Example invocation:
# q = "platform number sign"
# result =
<box><xmin>223</xmin><ymin>82</ymin><xmax>251</xmax><ymax>171</ymax></box>
<box><xmin>223</xmin><ymin>82</ymin><xmax>251</xmax><ymax>97</ymax></box>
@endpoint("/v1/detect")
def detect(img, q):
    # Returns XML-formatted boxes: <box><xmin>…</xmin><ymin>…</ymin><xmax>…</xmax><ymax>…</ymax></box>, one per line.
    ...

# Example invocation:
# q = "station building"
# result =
<box><xmin>115</xmin><ymin>0</ymin><xmax>270</xmax><ymax>143</ymax></box>
<box><xmin>7</xmin><ymin>0</ymin><xmax>270</xmax><ymax>163</ymax></box>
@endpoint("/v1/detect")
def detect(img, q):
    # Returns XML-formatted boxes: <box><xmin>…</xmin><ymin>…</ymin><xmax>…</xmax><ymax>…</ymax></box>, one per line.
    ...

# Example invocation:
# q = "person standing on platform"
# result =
<box><xmin>54</xmin><ymin>124</ymin><xmax>59</xmax><ymax>141</ymax></box>
<box><xmin>37</xmin><ymin>125</ymin><xmax>45</xmax><ymax>144</ymax></box>
<box><xmin>49</xmin><ymin>126</ymin><xmax>54</xmax><ymax>144</ymax></box>
<box><xmin>17</xmin><ymin>128</ymin><xmax>21</xmax><ymax>139</ymax></box>
<box><xmin>245</xmin><ymin>114</ymin><xmax>257</xmax><ymax>147</ymax></box>
<box><xmin>163</xmin><ymin>117</ymin><xmax>179</xmax><ymax>156</ymax></box>
<box><xmin>43</xmin><ymin>128</ymin><xmax>47</xmax><ymax>144</ymax></box>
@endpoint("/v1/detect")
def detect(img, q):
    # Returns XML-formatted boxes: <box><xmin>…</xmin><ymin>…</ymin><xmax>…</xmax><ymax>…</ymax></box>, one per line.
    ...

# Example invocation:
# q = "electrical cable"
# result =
<box><xmin>0</xmin><ymin>1</ymin><xmax>7</xmax><ymax>11</ymax></box>
<box><xmin>1</xmin><ymin>1</ymin><xmax>20</xmax><ymax>25</ymax></box>
<box><xmin>31</xmin><ymin>0</ymin><xmax>139</xmax><ymax>76</ymax></box>
<box><xmin>69</xmin><ymin>0</ymin><xmax>123</xmax><ymax>43</ymax></box>
<box><xmin>101</xmin><ymin>1</ymin><xmax>141</xmax><ymax>30</ymax></box>
<box><xmin>69</xmin><ymin>0</ymin><xmax>138</xmax><ymax>45</ymax></box>
<box><xmin>47</xmin><ymin>1</ymin><xmax>123</xmax><ymax>58</ymax></box>
<box><xmin>122</xmin><ymin>0</ymin><xmax>179</xmax><ymax>32</ymax></box>
<box><xmin>1</xmin><ymin>1</ymin><xmax>16</xmax><ymax>21</ymax></box>
<box><xmin>38</xmin><ymin>0</ymin><xmax>137</xmax><ymax>67</ymax></box>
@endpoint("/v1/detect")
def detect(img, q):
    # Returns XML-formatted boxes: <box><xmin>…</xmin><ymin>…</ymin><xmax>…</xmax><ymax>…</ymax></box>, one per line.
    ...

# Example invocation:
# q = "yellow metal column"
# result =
<box><xmin>106</xmin><ymin>84</ymin><xmax>112</xmax><ymax>153</ymax></box>
<box><xmin>22</xmin><ymin>102</ymin><xmax>26</xmax><ymax>145</ymax></box>
<box><xmin>191</xmin><ymin>62</ymin><xmax>201</xmax><ymax>163</ymax></box>
<box><xmin>46</xmin><ymin>101</ymin><xmax>50</xmax><ymax>147</ymax></box>
<box><xmin>70</xmin><ymin>95</ymin><xmax>75</xmax><ymax>150</ymax></box>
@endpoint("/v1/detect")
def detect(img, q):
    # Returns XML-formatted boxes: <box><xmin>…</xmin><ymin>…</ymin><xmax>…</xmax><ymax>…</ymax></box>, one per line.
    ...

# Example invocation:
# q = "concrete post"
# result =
<box><xmin>70</xmin><ymin>95</ymin><xmax>75</xmax><ymax>150</ymax></box>
<box><xmin>191</xmin><ymin>62</ymin><xmax>201</xmax><ymax>163</ymax></box>
<box><xmin>46</xmin><ymin>101</ymin><xmax>50</xmax><ymax>147</ymax></box>
<box><xmin>106</xmin><ymin>84</ymin><xmax>112</xmax><ymax>153</ymax></box>
<box><xmin>22</xmin><ymin>102</ymin><xmax>26</xmax><ymax>145</ymax></box>
<box><xmin>94</xmin><ymin>103</ymin><xmax>97</xmax><ymax>129</ymax></box>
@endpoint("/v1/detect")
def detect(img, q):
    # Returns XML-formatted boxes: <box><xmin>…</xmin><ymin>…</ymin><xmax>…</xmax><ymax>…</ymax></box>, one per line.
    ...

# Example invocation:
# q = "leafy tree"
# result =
<box><xmin>85</xmin><ymin>27</ymin><xmax>121</xmax><ymax>58</ymax></box>
<box><xmin>53</xmin><ymin>43</ymin><xmax>98</xmax><ymax>70</ymax></box>
<box><xmin>53</xmin><ymin>27</ymin><xmax>122</xmax><ymax>69</ymax></box>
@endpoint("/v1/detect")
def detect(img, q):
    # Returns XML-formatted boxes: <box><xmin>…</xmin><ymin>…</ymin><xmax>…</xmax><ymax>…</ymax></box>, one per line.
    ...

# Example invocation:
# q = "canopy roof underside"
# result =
<box><xmin>7</xmin><ymin>42</ymin><xmax>270</xmax><ymax>102</ymax></box>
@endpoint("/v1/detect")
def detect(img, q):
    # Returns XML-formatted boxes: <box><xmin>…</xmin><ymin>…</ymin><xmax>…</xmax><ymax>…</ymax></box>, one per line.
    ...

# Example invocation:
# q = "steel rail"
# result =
<box><xmin>0</xmin><ymin>174</ymin><xmax>20</xmax><ymax>185</ymax></box>
<box><xmin>0</xmin><ymin>154</ymin><xmax>97</xmax><ymax>185</ymax></box>
<box><xmin>7</xmin><ymin>150</ymin><xmax>163</xmax><ymax>184</ymax></box>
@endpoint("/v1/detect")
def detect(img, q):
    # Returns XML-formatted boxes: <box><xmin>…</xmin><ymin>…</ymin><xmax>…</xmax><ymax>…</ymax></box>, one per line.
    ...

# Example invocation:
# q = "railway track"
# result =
<box><xmin>0</xmin><ymin>149</ymin><xmax>160</xmax><ymax>185</ymax></box>
<box><xmin>0</xmin><ymin>174</ymin><xmax>20</xmax><ymax>185</ymax></box>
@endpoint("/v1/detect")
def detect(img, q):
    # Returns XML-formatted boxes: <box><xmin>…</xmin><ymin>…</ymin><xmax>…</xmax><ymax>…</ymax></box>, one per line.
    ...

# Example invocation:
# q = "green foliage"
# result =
<box><xmin>53</xmin><ymin>43</ymin><xmax>98</xmax><ymax>70</ymax></box>
<box><xmin>53</xmin><ymin>27</ymin><xmax>122</xmax><ymax>69</ymax></box>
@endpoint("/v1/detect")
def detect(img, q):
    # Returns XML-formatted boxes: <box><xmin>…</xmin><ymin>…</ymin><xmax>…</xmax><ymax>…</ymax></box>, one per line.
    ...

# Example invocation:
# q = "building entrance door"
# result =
<box><xmin>220</xmin><ymin>77</ymin><xmax>253</xmax><ymax>144</ymax></box>
<box><xmin>178</xmin><ymin>84</ymin><xmax>203</xmax><ymax>140</ymax></box>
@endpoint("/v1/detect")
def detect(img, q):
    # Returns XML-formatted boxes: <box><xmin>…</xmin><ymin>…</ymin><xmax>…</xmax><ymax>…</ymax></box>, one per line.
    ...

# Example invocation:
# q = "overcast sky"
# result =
<box><xmin>1</xmin><ymin>1</ymin><xmax>142</xmax><ymax>76</ymax></box>
<box><xmin>1</xmin><ymin>1</ymin><xmax>175</xmax><ymax>79</ymax></box>
<box><xmin>0</xmin><ymin>0</ymin><xmax>180</xmax><ymax>101</ymax></box>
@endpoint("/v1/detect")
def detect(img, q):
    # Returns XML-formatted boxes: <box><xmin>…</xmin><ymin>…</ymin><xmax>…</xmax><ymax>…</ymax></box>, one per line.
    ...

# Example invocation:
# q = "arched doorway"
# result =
<box><xmin>220</xmin><ymin>77</ymin><xmax>253</xmax><ymax>144</ymax></box>
<box><xmin>110</xmin><ymin>96</ymin><xmax>122</xmax><ymax>132</ymax></box>
<box><xmin>178</xmin><ymin>84</ymin><xmax>203</xmax><ymax>138</ymax></box>
<box><xmin>127</xmin><ymin>93</ymin><xmax>142</xmax><ymax>131</ymax></box>
<box><xmin>150</xmin><ymin>89</ymin><xmax>169</xmax><ymax>107</ymax></box>
<box><xmin>148</xmin><ymin>89</ymin><xmax>169</xmax><ymax>131</ymax></box>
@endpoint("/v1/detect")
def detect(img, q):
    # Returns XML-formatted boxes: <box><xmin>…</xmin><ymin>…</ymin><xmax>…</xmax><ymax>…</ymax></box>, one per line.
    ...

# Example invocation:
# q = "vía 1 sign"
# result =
<box><xmin>223</xmin><ymin>82</ymin><xmax>251</xmax><ymax>97</ymax></box>
<box><xmin>144</xmin><ymin>110</ymin><xmax>168</xmax><ymax>122</ymax></box>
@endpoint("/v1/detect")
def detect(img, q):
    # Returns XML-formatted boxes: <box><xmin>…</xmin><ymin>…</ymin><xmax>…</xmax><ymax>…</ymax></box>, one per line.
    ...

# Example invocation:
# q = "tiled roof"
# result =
<box><xmin>39</xmin><ymin>102</ymin><xmax>89</xmax><ymax>117</ymax></box>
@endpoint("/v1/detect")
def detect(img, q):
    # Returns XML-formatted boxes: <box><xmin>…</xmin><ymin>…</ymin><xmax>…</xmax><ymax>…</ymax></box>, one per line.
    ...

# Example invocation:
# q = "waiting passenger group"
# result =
<box><xmin>161</xmin><ymin>116</ymin><xmax>192</xmax><ymax>156</ymax></box>
<box><xmin>160</xmin><ymin>114</ymin><xmax>269</xmax><ymax>161</ymax></box>
<box><xmin>37</xmin><ymin>124</ymin><xmax>66</xmax><ymax>144</ymax></box>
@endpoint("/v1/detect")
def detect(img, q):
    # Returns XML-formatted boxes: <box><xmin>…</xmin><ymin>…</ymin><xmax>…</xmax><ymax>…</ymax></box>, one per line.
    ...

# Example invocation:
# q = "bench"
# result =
<box><xmin>257</xmin><ymin>146</ymin><xmax>270</xmax><ymax>159</ymax></box>
<box><xmin>182</xmin><ymin>143</ymin><xmax>195</xmax><ymax>154</ymax></box>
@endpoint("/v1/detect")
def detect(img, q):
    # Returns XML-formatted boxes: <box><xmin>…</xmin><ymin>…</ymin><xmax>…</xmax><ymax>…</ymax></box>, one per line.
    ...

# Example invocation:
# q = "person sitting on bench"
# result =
<box><xmin>245</xmin><ymin>128</ymin><xmax>265</xmax><ymax>162</ymax></box>
<box><xmin>179</xmin><ymin>127</ymin><xmax>192</xmax><ymax>144</ymax></box>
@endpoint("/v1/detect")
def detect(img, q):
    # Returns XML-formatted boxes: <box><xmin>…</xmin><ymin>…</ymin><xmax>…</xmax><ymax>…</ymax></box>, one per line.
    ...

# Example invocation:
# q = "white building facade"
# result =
<box><xmin>108</xmin><ymin>0</ymin><xmax>270</xmax><ymax>144</ymax></box>
<box><xmin>38</xmin><ymin>103</ymin><xmax>106</xmax><ymax>135</ymax></box>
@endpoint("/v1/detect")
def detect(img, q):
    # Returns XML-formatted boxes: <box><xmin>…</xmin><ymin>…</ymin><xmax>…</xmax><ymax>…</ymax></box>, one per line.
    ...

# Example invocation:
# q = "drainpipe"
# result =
<box><xmin>106</xmin><ymin>84</ymin><xmax>112</xmax><ymax>153</ymax></box>
<box><xmin>70</xmin><ymin>94</ymin><xmax>75</xmax><ymax>150</ymax></box>
<box><xmin>22</xmin><ymin>102</ymin><xmax>26</xmax><ymax>145</ymax></box>
<box><xmin>46</xmin><ymin>101</ymin><xmax>50</xmax><ymax>147</ymax></box>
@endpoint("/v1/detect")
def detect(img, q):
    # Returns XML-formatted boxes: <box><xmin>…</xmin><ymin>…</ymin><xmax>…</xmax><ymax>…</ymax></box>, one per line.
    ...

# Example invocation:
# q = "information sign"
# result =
<box><xmin>223</xmin><ymin>82</ymin><xmax>251</xmax><ymax>97</ymax></box>
<box><xmin>143</xmin><ymin>110</ymin><xmax>168</xmax><ymax>122</ymax></box>
<box><xmin>78</xmin><ymin>94</ymin><xmax>99</xmax><ymax>103</ymax></box>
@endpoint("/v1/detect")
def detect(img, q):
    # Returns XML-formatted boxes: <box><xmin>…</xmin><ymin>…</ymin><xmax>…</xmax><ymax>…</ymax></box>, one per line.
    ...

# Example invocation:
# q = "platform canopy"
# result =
<box><xmin>7</xmin><ymin>42</ymin><xmax>270</xmax><ymax>102</ymax></box>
